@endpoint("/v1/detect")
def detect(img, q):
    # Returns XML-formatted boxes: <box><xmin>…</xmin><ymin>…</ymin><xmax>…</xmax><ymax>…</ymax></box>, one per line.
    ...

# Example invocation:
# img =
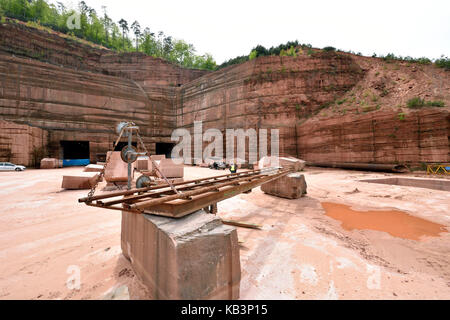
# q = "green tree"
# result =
<box><xmin>0</xmin><ymin>0</ymin><xmax>217</xmax><ymax>70</ymax></box>
<box><xmin>131</xmin><ymin>20</ymin><xmax>141</xmax><ymax>51</ymax></box>
<box><xmin>118</xmin><ymin>18</ymin><xmax>129</xmax><ymax>50</ymax></box>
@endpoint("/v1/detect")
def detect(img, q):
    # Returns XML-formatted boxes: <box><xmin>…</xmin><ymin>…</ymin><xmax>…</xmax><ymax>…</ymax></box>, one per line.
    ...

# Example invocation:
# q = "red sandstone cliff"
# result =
<box><xmin>296</xmin><ymin>55</ymin><xmax>450</xmax><ymax>165</ymax></box>
<box><xmin>0</xmin><ymin>19</ymin><xmax>207</xmax><ymax>163</ymax></box>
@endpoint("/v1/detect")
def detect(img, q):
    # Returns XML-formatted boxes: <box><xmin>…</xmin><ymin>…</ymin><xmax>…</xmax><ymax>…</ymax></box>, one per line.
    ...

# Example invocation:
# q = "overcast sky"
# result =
<box><xmin>50</xmin><ymin>0</ymin><xmax>450</xmax><ymax>64</ymax></box>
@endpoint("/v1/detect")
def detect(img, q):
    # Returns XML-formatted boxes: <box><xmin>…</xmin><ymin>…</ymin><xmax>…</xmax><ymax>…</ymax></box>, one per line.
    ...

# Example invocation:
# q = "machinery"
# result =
<box><xmin>79</xmin><ymin>122</ymin><xmax>293</xmax><ymax>218</ymax></box>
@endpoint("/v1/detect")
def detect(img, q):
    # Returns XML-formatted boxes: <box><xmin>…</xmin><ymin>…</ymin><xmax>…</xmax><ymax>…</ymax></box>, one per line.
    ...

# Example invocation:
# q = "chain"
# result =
<box><xmin>86</xmin><ymin>151</ymin><xmax>113</xmax><ymax>200</ymax></box>
<box><xmin>86</xmin><ymin>124</ymin><xmax>129</xmax><ymax>200</ymax></box>
<box><xmin>86</xmin><ymin>123</ymin><xmax>180</xmax><ymax>200</ymax></box>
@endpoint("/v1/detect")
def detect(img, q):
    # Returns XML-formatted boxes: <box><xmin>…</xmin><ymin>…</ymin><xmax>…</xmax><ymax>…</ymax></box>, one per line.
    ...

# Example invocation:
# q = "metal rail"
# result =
<box><xmin>79</xmin><ymin>167</ymin><xmax>293</xmax><ymax>218</ymax></box>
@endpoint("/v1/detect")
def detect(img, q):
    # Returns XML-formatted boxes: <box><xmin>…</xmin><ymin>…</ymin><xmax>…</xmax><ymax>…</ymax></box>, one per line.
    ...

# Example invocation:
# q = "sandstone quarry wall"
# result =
<box><xmin>176</xmin><ymin>53</ymin><xmax>364</xmax><ymax>160</ymax></box>
<box><xmin>0</xmin><ymin>19</ymin><xmax>449</xmax><ymax>167</ymax></box>
<box><xmin>297</xmin><ymin>108</ymin><xmax>450</xmax><ymax>164</ymax></box>
<box><xmin>0</xmin><ymin>20</ymin><xmax>207</xmax><ymax>161</ymax></box>
<box><xmin>0</xmin><ymin>120</ymin><xmax>48</xmax><ymax>166</ymax></box>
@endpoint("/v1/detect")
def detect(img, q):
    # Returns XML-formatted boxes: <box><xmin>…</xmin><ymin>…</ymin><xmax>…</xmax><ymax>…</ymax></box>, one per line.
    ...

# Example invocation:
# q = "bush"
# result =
<box><xmin>323</xmin><ymin>46</ymin><xmax>336</xmax><ymax>52</ymax></box>
<box><xmin>407</xmin><ymin>97</ymin><xmax>445</xmax><ymax>108</ymax></box>
<box><xmin>435</xmin><ymin>56</ymin><xmax>450</xmax><ymax>70</ymax></box>
<box><xmin>407</xmin><ymin>97</ymin><xmax>425</xmax><ymax>108</ymax></box>
<box><xmin>426</xmin><ymin>100</ymin><xmax>445</xmax><ymax>107</ymax></box>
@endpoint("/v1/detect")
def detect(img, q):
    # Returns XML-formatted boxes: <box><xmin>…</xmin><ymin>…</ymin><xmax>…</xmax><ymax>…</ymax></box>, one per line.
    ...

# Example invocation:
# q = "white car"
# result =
<box><xmin>0</xmin><ymin>162</ymin><xmax>26</xmax><ymax>171</ymax></box>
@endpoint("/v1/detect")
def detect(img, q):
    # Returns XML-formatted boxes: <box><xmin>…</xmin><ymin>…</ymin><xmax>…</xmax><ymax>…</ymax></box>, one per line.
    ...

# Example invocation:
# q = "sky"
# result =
<box><xmin>50</xmin><ymin>0</ymin><xmax>450</xmax><ymax>64</ymax></box>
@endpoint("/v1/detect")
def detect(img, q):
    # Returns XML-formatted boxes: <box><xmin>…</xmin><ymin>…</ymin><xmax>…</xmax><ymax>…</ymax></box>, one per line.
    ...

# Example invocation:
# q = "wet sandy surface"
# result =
<box><xmin>321</xmin><ymin>202</ymin><xmax>447</xmax><ymax>240</ymax></box>
<box><xmin>0</xmin><ymin>166</ymin><xmax>449</xmax><ymax>299</ymax></box>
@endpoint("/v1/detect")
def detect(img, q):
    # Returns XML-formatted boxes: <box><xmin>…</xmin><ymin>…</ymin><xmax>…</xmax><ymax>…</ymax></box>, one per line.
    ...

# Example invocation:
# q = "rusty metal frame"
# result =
<box><xmin>79</xmin><ymin>167</ymin><xmax>292</xmax><ymax>218</ymax></box>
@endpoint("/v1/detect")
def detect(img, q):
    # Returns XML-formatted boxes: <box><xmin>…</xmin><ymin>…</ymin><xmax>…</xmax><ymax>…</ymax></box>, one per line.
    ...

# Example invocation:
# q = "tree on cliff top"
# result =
<box><xmin>0</xmin><ymin>0</ymin><xmax>217</xmax><ymax>70</ymax></box>
<box><xmin>118</xmin><ymin>18</ymin><xmax>129</xmax><ymax>50</ymax></box>
<box><xmin>131</xmin><ymin>20</ymin><xmax>141</xmax><ymax>52</ymax></box>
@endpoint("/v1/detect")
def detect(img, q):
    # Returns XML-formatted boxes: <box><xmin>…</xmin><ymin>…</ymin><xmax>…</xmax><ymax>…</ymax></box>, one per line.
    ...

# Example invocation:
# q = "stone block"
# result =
<box><xmin>136</xmin><ymin>156</ymin><xmax>150</xmax><ymax>171</ymax></box>
<box><xmin>61</xmin><ymin>172</ymin><xmax>100</xmax><ymax>190</ymax></box>
<box><xmin>151</xmin><ymin>154</ymin><xmax>166</xmax><ymax>161</ymax></box>
<box><xmin>279</xmin><ymin>157</ymin><xmax>306</xmax><ymax>172</ymax></box>
<box><xmin>105</xmin><ymin>151</ymin><xmax>133</xmax><ymax>182</ymax></box>
<box><xmin>40</xmin><ymin>158</ymin><xmax>60</xmax><ymax>169</ymax></box>
<box><xmin>258</xmin><ymin>156</ymin><xmax>305</xmax><ymax>172</ymax></box>
<box><xmin>261</xmin><ymin>172</ymin><xmax>307</xmax><ymax>199</ymax></box>
<box><xmin>121</xmin><ymin>210</ymin><xmax>241</xmax><ymax>300</ymax></box>
<box><xmin>83</xmin><ymin>164</ymin><xmax>104</xmax><ymax>172</ymax></box>
<box><xmin>156</xmin><ymin>159</ymin><xmax>184</xmax><ymax>178</ymax></box>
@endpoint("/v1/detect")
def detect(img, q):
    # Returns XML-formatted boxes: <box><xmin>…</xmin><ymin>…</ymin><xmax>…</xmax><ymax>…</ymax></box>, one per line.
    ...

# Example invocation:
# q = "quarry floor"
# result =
<box><xmin>0</xmin><ymin>166</ymin><xmax>449</xmax><ymax>300</ymax></box>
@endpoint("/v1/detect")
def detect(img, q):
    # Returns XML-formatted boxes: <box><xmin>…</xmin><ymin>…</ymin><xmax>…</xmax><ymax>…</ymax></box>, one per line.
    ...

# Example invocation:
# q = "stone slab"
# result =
<box><xmin>83</xmin><ymin>164</ymin><xmax>104</xmax><ymax>172</ymax></box>
<box><xmin>61</xmin><ymin>172</ymin><xmax>100</xmax><ymax>190</ymax></box>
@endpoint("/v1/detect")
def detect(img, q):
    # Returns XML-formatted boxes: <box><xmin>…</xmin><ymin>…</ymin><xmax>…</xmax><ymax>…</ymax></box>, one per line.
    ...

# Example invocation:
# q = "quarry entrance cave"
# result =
<box><xmin>60</xmin><ymin>141</ymin><xmax>89</xmax><ymax>160</ymax></box>
<box><xmin>156</xmin><ymin>143</ymin><xmax>175</xmax><ymax>158</ymax></box>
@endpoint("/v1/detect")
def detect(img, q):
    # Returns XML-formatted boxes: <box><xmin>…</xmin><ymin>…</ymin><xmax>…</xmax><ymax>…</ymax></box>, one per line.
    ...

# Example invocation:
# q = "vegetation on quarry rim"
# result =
<box><xmin>1</xmin><ymin>0</ymin><xmax>449</xmax><ymax>71</ymax></box>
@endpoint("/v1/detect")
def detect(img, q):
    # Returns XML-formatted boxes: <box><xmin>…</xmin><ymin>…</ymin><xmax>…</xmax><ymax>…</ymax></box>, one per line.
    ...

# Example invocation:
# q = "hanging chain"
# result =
<box><xmin>86</xmin><ymin>124</ymin><xmax>128</xmax><ymax>200</ymax></box>
<box><xmin>86</xmin><ymin>123</ymin><xmax>180</xmax><ymax>201</ymax></box>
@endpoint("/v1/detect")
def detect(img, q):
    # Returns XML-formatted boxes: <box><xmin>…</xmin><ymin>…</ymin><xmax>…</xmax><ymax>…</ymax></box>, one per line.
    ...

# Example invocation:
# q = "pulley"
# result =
<box><xmin>136</xmin><ymin>175</ymin><xmax>153</xmax><ymax>189</ymax></box>
<box><xmin>120</xmin><ymin>145</ymin><xmax>138</xmax><ymax>163</ymax></box>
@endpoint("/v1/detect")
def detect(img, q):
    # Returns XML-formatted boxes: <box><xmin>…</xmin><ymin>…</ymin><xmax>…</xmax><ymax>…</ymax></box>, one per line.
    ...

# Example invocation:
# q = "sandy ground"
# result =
<box><xmin>0</xmin><ymin>166</ymin><xmax>449</xmax><ymax>300</ymax></box>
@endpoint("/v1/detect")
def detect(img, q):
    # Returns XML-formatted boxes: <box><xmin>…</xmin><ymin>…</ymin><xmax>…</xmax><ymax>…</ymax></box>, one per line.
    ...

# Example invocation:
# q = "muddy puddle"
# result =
<box><xmin>321</xmin><ymin>202</ymin><xmax>447</xmax><ymax>240</ymax></box>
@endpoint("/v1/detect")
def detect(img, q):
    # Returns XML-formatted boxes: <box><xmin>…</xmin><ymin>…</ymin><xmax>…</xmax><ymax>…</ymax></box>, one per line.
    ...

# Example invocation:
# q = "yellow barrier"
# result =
<box><xmin>427</xmin><ymin>165</ymin><xmax>450</xmax><ymax>175</ymax></box>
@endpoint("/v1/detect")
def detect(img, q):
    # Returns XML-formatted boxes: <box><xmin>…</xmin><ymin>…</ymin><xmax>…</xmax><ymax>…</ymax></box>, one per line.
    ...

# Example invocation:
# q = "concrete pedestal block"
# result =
<box><xmin>261</xmin><ymin>173</ymin><xmax>307</xmax><ymax>199</ymax></box>
<box><xmin>121</xmin><ymin>210</ymin><xmax>241</xmax><ymax>300</ymax></box>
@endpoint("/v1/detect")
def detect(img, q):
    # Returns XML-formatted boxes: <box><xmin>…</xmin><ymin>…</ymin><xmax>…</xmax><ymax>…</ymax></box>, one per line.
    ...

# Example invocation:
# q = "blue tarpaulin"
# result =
<box><xmin>63</xmin><ymin>159</ymin><xmax>90</xmax><ymax>167</ymax></box>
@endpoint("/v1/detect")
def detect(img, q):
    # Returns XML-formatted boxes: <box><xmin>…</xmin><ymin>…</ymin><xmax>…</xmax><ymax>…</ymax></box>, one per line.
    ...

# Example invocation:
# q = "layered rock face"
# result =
<box><xmin>0</xmin><ymin>120</ymin><xmax>47</xmax><ymax>166</ymax></box>
<box><xmin>297</xmin><ymin>109</ymin><xmax>450</xmax><ymax>164</ymax></box>
<box><xmin>0</xmin><ymin>20</ymin><xmax>207</xmax><ymax>163</ymax></box>
<box><xmin>0</xmin><ymin>19</ymin><xmax>449</xmax><ymax>167</ymax></box>
<box><xmin>0</xmin><ymin>52</ymin><xmax>150</xmax><ymax>161</ymax></box>
<box><xmin>176</xmin><ymin>53</ymin><xmax>363</xmax><ymax>159</ymax></box>
<box><xmin>0</xmin><ymin>19</ymin><xmax>107</xmax><ymax>73</ymax></box>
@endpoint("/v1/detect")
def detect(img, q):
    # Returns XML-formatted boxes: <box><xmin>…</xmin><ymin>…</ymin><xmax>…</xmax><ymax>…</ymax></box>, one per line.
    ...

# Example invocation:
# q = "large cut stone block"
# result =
<box><xmin>136</xmin><ymin>156</ymin><xmax>150</xmax><ymax>171</ymax></box>
<box><xmin>121</xmin><ymin>210</ymin><xmax>241</xmax><ymax>300</ymax></box>
<box><xmin>261</xmin><ymin>173</ymin><xmax>307</xmax><ymax>199</ymax></box>
<box><xmin>105</xmin><ymin>151</ymin><xmax>133</xmax><ymax>182</ymax></box>
<box><xmin>258</xmin><ymin>156</ymin><xmax>305</xmax><ymax>171</ymax></box>
<box><xmin>156</xmin><ymin>159</ymin><xmax>184</xmax><ymax>178</ymax></box>
<box><xmin>279</xmin><ymin>157</ymin><xmax>306</xmax><ymax>171</ymax></box>
<box><xmin>61</xmin><ymin>172</ymin><xmax>100</xmax><ymax>190</ymax></box>
<box><xmin>40</xmin><ymin>158</ymin><xmax>62</xmax><ymax>169</ymax></box>
<box><xmin>150</xmin><ymin>154</ymin><xmax>166</xmax><ymax>161</ymax></box>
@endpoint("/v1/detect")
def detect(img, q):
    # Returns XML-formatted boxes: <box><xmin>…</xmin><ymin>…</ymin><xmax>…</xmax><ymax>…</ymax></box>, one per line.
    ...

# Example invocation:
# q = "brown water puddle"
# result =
<box><xmin>321</xmin><ymin>202</ymin><xmax>447</xmax><ymax>240</ymax></box>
